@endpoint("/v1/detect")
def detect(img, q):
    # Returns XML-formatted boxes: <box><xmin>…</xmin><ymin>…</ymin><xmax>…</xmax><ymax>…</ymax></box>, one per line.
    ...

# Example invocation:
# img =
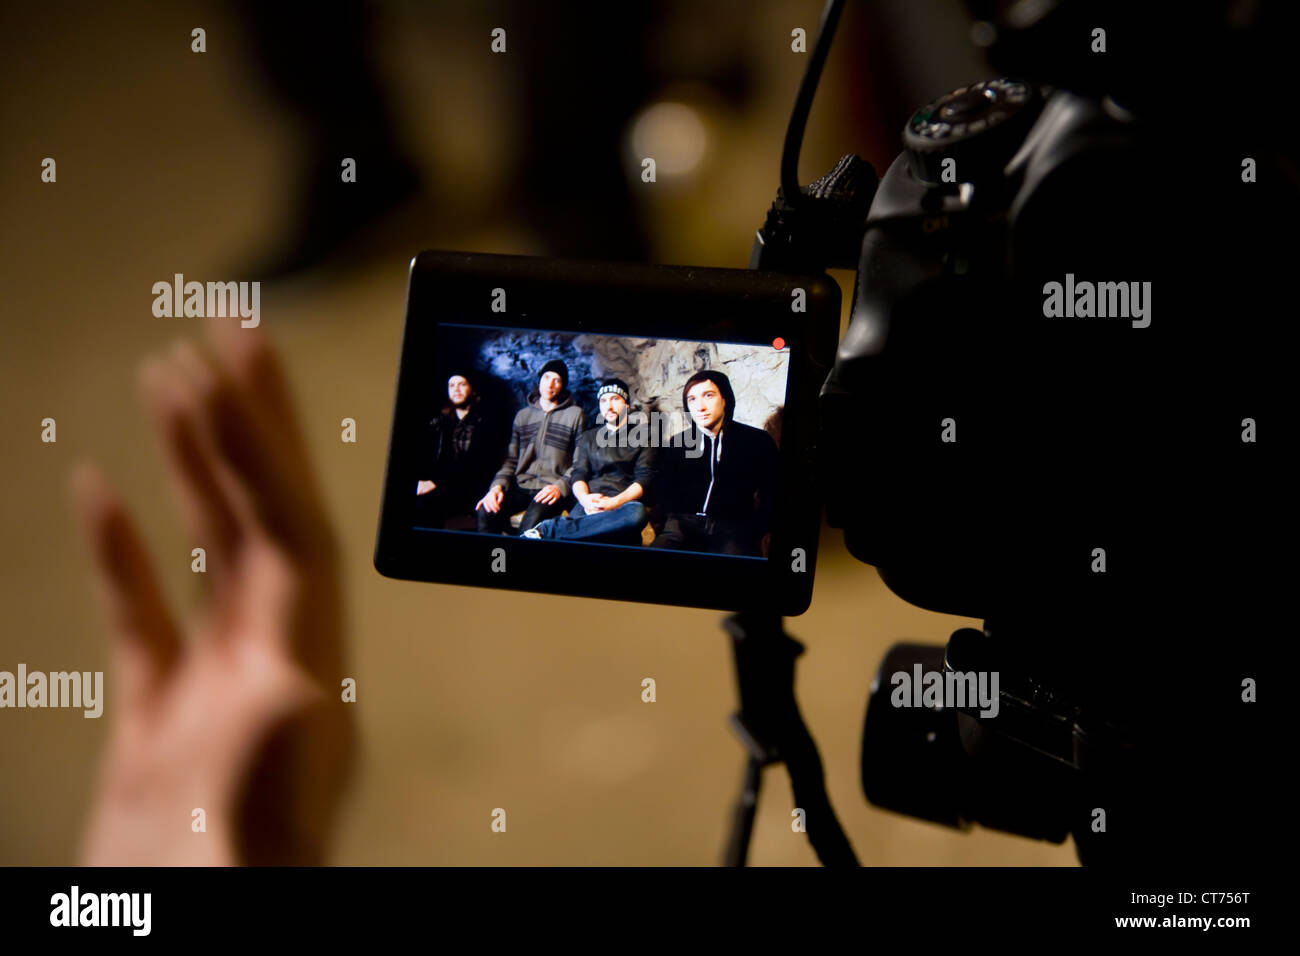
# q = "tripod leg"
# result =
<box><xmin>722</xmin><ymin>612</ymin><xmax>860</xmax><ymax>866</ymax></box>
<box><xmin>722</xmin><ymin>758</ymin><xmax>763</xmax><ymax>867</ymax></box>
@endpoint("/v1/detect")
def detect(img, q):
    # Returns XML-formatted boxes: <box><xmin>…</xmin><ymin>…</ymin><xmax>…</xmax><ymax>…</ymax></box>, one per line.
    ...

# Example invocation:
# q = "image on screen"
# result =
<box><xmin>411</xmin><ymin>323</ymin><xmax>791</xmax><ymax>559</ymax></box>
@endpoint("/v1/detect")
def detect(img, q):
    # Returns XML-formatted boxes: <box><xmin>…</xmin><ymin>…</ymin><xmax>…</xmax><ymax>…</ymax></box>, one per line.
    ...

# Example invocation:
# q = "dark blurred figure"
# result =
<box><xmin>238</xmin><ymin>0</ymin><xmax>420</xmax><ymax>278</ymax></box>
<box><xmin>237</xmin><ymin>1</ymin><xmax>781</xmax><ymax>272</ymax></box>
<box><xmin>504</xmin><ymin>0</ymin><xmax>655</xmax><ymax>261</ymax></box>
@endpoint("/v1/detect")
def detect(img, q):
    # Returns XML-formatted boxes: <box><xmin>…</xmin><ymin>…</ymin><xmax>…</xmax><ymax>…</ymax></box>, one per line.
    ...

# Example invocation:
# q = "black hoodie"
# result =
<box><xmin>658</xmin><ymin>420</ymin><xmax>779</xmax><ymax>541</ymax></box>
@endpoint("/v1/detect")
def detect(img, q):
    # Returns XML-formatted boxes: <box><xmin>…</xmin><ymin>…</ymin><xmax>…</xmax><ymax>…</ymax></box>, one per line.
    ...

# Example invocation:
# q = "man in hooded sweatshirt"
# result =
<box><xmin>651</xmin><ymin>369</ymin><xmax>779</xmax><ymax>556</ymax></box>
<box><xmin>475</xmin><ymin>359</ymin><xmax>584</xmax><ymax>534</ymax></box>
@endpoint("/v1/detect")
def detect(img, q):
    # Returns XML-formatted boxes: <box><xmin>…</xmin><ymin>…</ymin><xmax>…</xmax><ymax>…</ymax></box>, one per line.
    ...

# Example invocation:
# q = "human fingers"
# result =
<box><xmin>70</xmin><ymin>463</ymin><xmax>182</xmax><ymax>702</ymax></box>
<box><xmin>140</xmin><ymin>346</ymin><xmax>245</xmax><ymax>574</ymax></box>
<box><xmin>208</xmin><ymin>323</ymin><xmax>314</xmax><ymax>480</ymax></box>
<box><xmin>180</xmin><ymin>333</ymin><xmax>332</xmax><ymax>558</ymax></box>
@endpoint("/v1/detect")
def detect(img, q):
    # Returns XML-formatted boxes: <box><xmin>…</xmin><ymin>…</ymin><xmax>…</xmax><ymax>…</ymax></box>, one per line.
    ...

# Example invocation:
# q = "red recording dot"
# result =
<box><xmin>772</xmin><ymin>337</ymin><xmax>786</xmax><ymax>350</ymax></box>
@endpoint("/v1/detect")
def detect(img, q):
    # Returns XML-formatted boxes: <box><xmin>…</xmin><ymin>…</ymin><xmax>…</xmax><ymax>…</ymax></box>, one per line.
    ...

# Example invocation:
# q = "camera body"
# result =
<box><xmin>813</xmin><ymin>72</ymin><xmax>1279</xmax><ymax>863</ymax></box>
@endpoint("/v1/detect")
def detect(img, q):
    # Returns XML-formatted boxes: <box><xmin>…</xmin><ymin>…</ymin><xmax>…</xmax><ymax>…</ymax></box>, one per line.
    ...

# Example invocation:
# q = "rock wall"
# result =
<box><xmin>478</xmin><ymin>331</ymin><xmax>789</xmax><ymax>441</ymax></box>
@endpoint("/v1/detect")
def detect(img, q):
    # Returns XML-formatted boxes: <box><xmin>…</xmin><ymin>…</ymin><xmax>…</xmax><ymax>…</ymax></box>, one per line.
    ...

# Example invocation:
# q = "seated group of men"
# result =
<box><xmin>415</xmin><ymin>359</ymin><xmax>779</xmax><ymax>556</ymax></box>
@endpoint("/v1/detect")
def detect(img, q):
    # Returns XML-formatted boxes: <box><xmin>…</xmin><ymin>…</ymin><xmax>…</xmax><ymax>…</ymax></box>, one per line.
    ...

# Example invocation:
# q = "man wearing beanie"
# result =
<box><xmin>652</xmin><ymin>369</ymin><xmax>779</xmax><ymax>556</ymax></box>
<box><xmin>522</xmin><ymin>377</ymin><xmax>654</xmax><ymax>544</ymax></box>
<box><xmin>476</xmin><ymin>359</ymin><xmax>584</xmax><ymax>534</ymax></box>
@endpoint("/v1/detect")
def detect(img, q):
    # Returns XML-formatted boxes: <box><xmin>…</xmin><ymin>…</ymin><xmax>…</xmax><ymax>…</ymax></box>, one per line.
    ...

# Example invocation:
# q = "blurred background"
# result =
<box><xmin>0</xmin><ymin>0</ymin><xmax>1073</xmax><ymax>864</ymax></box>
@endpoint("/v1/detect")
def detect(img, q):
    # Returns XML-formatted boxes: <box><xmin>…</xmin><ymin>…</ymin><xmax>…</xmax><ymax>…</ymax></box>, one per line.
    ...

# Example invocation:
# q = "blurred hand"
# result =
<box><xmin>416</xmin><ymin>480</ymin><xmax>435</xmax><ymax>495</ymax></box>
<box><xmin>73</xmin><ymin>325</ymin><xmax>354</xmax><ymax>866</ymax></box>
<box><xmin>582</xmin><ymin>494</ymin><xmax>608</xmax><ymax>514</ymax></box>
<box><xmin>533</xmin><ymin>484</ymin><xmax>562</xmax><ymax>506</ymax></box>
<box><xmin>476</xmin><ymin>485</ymin><xmax>504</xmax><ymax>513</ymax></box>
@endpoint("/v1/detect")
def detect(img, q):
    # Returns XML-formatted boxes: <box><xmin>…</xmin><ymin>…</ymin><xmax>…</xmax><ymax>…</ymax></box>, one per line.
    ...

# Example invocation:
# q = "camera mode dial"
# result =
<box><xmin>903</xmin><ymin>78</ymin><xmax>1039</xmax><ymax>186</ymax></box>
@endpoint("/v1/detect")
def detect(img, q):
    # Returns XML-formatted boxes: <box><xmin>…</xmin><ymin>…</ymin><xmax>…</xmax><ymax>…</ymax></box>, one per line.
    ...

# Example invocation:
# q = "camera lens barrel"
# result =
<box><xmin>862</xmin><ymin>643</ymin><xmax>972</xmax><ymax>830</ymax></box>
<box><xmin>863</xmin><ymin>638</ymin><xmax>1074</xmax><ymax>844</ymax></box>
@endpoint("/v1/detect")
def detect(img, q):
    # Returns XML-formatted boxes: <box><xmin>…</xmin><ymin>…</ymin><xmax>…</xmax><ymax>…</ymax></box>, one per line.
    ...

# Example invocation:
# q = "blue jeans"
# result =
<box><xmin>531</xmin><ymin>501</ymin><xmax>648</xmax><ymax>544</ymax></box>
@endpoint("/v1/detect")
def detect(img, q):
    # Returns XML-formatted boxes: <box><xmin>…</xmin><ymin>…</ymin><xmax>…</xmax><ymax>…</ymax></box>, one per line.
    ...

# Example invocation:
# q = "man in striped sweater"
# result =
<box><xmin>475</xmin><ymin>359</ymin><xmax>584</xmax><ymax>534</ymax></box>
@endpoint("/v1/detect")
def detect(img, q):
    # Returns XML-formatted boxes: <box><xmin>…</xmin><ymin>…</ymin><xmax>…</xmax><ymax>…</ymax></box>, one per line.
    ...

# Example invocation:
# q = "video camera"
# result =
<box><xmin>377</xmin><ymin>0</ymin><xmax>1286</xmax><ymax>864</ymax></box>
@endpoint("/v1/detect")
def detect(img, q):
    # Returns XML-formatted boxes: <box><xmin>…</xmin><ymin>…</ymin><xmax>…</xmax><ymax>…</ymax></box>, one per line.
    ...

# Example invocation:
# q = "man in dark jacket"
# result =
<box><xmin>651</xmin><ymin>369</ymin><xmax>779</xmax><ymax>556</ymax></box>
<box><xmin>522</xmin><ymin>378</ymin><xmax>654</xmax><ymax>544</ymax></box>
<box><xmin>476</xmin><ymin>359</ymin><xmax>584</xmax><ymax>534</ymax></box>
<box><xmin>414</xmin><ymin>372</ymin><xmax>499</xmax><ymax>527</ymax></box>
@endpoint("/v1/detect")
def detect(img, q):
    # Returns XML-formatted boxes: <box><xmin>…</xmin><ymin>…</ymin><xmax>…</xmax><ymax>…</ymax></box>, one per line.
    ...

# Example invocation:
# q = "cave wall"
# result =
<box><xmin>478</xmin><ymin>331</ymin><xmax>789</xmax><ymax>440</ymax></box>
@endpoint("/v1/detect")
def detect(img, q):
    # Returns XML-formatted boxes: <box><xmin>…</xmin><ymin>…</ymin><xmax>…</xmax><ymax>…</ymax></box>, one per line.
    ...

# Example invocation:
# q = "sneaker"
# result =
<box><xmin>521</xmin><ymin>528</ymin><xmax>542</xmax><ymax>539</ymax></box>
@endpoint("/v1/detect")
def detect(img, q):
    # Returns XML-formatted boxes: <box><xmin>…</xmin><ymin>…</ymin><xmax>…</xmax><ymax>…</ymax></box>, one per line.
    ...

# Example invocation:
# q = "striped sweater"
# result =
<box><xmin>491</xmin><ymin>392</ymin><xmax>584</xmax><ymax>496</ymax></box>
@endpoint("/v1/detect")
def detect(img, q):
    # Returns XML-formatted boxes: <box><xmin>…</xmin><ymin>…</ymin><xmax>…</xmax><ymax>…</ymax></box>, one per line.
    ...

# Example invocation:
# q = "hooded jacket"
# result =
<box><xmin>491</xmin><ymin>391</ymin><xmax>584</xmax><ymax>495</ymax></box>
<box><xmin>658</xmin><ymin>419</ymin><xmax>779</xmax><ymax>543</ymax></box>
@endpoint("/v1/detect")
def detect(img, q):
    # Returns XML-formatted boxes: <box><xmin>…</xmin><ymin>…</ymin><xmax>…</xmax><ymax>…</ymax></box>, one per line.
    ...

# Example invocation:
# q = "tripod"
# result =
<box><xmin>721</xmin><ymin>612</ymin><xmax>859</xmax><ymax>866</ymax></box>
<box><xmin>722</xmin><ymin>0</ymin><xmax>866</xmax><ymax>867</ymax></box>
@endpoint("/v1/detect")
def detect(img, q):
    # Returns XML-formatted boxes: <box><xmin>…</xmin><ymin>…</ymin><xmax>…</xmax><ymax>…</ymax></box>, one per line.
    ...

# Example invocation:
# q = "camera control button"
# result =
<box><xmin>903</xmin><ymin>77</ymin><xmax>1043</xmax><ymax>186</ymax></box>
